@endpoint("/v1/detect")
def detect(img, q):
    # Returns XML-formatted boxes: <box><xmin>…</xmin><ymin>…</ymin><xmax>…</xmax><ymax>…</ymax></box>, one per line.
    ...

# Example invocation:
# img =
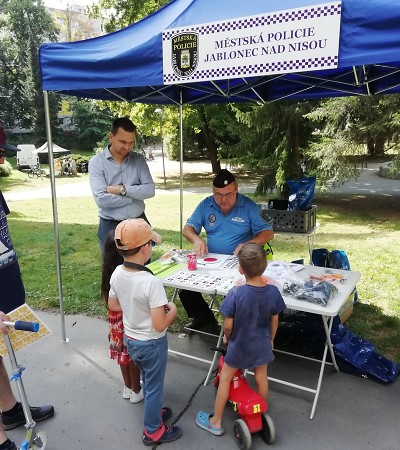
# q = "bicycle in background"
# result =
<box><xmin>27</xmin><ymin>165</ymin><xmax>45</xmax><ymax>179</ymax></box>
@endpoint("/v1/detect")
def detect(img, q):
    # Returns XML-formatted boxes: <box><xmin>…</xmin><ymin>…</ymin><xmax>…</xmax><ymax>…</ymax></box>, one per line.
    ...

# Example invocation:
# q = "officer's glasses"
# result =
<box><xmin>213</xmin><ymin>190</ymin><xmax>236</xmax><ymax>200</ymax></box>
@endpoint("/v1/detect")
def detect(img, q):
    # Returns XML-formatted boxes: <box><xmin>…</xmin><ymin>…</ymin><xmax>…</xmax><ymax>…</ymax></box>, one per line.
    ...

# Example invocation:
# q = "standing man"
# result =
<box><xmin>180</xmin><ymin>169</ymin><xmax>274</xmax><ymax>331</ymax></box>
<box><xmin>89</xmin><ymin>117</ymin><xmax>155</xmax><ymax>252</ymax></box>
<box><xmin>0</xmin><ymin>141</ymin><xmax>54</xmax><ymax>450</ymax></box>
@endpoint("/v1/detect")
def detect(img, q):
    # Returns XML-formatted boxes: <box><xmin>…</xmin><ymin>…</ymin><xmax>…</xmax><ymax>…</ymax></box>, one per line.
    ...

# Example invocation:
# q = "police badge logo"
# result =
<box><xmin>208</xmin><ymin>214</ymin><xmax>216</xmax><ymax>225</ymax></box>
<box><xmin>171</xmin><ymin>32</ymin><xmax>198</xmax><ymax>78</ymax></box>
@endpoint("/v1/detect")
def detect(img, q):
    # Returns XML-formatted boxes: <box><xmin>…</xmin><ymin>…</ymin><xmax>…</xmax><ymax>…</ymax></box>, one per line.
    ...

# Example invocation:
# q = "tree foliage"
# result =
<box><xmin>87</xmin><ymin>0</ymin><xmax>400</xmax><ymax>188</ymax></box>
<box><xmin>307</xmin><ymin>95</ymin><xmax>400</xmax><ymax>156</ymax></box>
<box><xmin>69</xmin><ymin>98</ymin><xmax>114</xmax><ymax>151</ymax></box>
<box><xmin>89</xmin><ymin>0</ymin><xmax>171</xmax><ymax>32</ymax></box>
<box><xmin>226</xmin><ymin>101</ymin><xmax>316</xmax><ymax>195</ymax></box>
<box><xmin>53</xmin><ymin>5</ymin><xmax>100</xmax><ymax>41</ymax></box>
<box><xmin>0</xmin><ymin>0</ymin><xmax>60</xmax><ymax>143</ymax></box>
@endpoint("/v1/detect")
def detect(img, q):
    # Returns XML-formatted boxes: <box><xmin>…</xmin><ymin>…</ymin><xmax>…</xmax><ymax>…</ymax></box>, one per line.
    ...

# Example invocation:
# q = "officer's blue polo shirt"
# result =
<box><xmin>185</xmin><ymin>193</ymin><xmax>272</xmax><ymax>255</ymax></box>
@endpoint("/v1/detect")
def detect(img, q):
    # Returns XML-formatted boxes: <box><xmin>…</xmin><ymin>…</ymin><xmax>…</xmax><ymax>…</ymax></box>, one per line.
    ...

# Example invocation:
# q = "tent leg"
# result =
<box><xmin>43</xmin><ymin>91</ymin><xmax>68</xmax><ymax>343</ymax></box>
<box><xmin>179</xmin><ymin>95</ymin><xmax>183</xmax><ymax>249</ymax></box>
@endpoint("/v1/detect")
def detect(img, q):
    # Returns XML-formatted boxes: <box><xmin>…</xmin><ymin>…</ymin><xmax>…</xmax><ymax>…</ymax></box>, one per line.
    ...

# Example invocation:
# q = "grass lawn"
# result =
<box><xmin>1</xmin><ymin>158</ymin><xmax>399</xmax><ymax>363</ymax></box>
<box><xmin>3</xmin><ymin>182</ymin><xmax>399</xmax><ymax>363</ymax></box>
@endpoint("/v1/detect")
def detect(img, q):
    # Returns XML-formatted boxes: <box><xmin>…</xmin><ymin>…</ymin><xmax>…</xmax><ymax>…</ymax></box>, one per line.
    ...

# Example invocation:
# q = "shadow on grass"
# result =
<box><xmin>347</xmin><ymin>302</ymin><xmax>400</xmax><ymax>362</ymax></box>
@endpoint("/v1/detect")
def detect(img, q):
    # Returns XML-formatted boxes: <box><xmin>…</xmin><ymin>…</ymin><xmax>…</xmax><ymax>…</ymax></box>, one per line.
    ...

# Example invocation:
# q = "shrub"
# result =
<box><xmin>0</xmin><ymin>160</ymin><xmax>13</xmax><ymax>177</ymax></box>
<box><xmin>379</xmin><ymin>157</ymin><xmax>400</xmax><ymax>180</ymax></box>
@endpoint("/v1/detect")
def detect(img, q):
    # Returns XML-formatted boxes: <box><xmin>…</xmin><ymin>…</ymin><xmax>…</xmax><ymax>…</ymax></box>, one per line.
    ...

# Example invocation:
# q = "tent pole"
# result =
<box><xmin>43</xmin><ymin>91</ymin><xmax>68</xmax><ymax>343</ymax></box>
<box><xmin>179</xmin><ymin>93</ymin><xmax>183</xmax><ymax>249</ymax></box>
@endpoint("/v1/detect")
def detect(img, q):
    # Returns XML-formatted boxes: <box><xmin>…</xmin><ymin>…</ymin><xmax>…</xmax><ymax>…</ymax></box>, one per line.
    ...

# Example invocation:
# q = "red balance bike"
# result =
<box><xmin>213</xmin><ymin>346</ymin><xmax>275</xmax><ymax>450</ymax></box>
<box><xmin>2</xmin><ymin>320</ymin><xmax>47</xmax><ymax>450</ymax></box>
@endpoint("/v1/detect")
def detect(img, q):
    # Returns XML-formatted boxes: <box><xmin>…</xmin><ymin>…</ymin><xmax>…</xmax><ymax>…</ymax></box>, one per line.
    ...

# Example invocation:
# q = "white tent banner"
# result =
<box><xmin>163</xmin><ymin>1</ymin><xmax>341</xmax><ymax>84</ymax></box>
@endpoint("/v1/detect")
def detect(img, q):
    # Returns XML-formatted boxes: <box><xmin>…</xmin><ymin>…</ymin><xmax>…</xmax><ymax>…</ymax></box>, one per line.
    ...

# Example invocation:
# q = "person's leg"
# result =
<box><xmin>98</xmin><ymin>219</ymin><xmax>118</xmax><ymax>253</ymax></box>
<box><xmin>0</xmin><ymin>359</ymin><xmax>54</xmax><ymax>431</ymax></box>
<box><xmin>179</xmin><ymin>290</ymin><xmax>217</xmax><ymax>327</ymax></box>
<box><xmin>125</xmin><ymin>335</ymin><xmax>167</xmax><ymax>434</ymax></box>
<box><xmin>129</xmin><ymin>360</ymin><xmax>141</xmax><ymax>394</ymax></box>
<box><xmin>0</xmin><ymin>359</ymin><xmax>15</xmax><ymax>446</ymax></box>
<box><xmin>0</xmin><ymin>359</ymin><xmax>17</xmax><ymax>413</ymax></box>
<box><xmin>0</xmin><ymin>427</ymin><xmax>7</xmax><ymax>446</ymax></box>
<box><xmin>209</xmin><ymin>363</ymin><xmax>237</xmax><ymax>429</ymax></box>
<box><xmin>120</xmin><ymin>360</ymin><xmax>143</xmax><ymax>402</ymax></box>
<box><xmin>120</xmin><ymin>364</ymin><xmax>132</xmax><ymax>389</ymax></box>
<box><xmin>254</xmin><ymin>365</ymin><xmax>269</xmax><ymax>400</ymax></box>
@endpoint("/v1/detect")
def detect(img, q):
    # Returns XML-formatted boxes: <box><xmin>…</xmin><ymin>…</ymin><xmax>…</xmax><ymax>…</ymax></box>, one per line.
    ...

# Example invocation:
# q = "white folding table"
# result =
<box><xmin>158</xmin><ymin>255</ymin><xmax>360</xmax><ymax>419</ymax></box>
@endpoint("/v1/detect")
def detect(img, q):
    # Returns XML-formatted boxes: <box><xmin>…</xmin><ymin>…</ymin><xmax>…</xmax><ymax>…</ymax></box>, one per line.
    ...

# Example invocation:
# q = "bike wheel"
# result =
<box><xmin>233</xmin><ymin>419</ymin><xmax>252</xmax><ymax>450</ymax></box>
<box><xmin>259</xmin><ymin>412</ymin><xmax>275</xmax><ymax>444</ymax></box>
<box><xmin>27</xmin><ymin>170</ymin><xmax>34</xmax><ymax>178</ymax></box>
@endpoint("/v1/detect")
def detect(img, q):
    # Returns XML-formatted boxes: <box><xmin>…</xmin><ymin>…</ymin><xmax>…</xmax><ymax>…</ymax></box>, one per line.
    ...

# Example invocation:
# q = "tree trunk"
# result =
<box><xmin>366</xmin><ymin>136</ymin><xmax>386</xmax><ymax>156</ymax></box>
<box><xmin>200</xmin><ymin>110</ymin><xmax>221</xmax><ymax>174</ymax></box>
<box><xmin>373</xmin><ymin>135</ymin><xmax>386</xmax><ymax>156</ymax></box>
<box><xmin>293</xmin><ymin>116</ymin><xmax>302</xmax><ymax>178</ymax></box>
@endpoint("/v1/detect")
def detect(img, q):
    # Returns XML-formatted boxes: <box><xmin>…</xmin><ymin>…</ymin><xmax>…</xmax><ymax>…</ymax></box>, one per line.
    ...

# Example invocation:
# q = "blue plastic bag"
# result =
<box><xmin>287</xmin><ymin>176</ymin><xmax>316</xmax><ymax>211</ymax></box>
<box><xmin>276</xmin><ymin>314</ymin><xmax>400</xmax><ymax>384</ymax></box>
<box><xmin>331</xmin><ymin>319</ymin><xmax>400</xmax><ymax>384</ymax></box>
<box><xmin>312</xmin><ymin>248</ymin><xmax>358</xmax><ymax>303</ymax></box>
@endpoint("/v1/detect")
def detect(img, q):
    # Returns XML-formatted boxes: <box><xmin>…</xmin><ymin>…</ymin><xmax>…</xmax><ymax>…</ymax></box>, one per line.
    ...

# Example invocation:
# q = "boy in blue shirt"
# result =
<box><xmin>196</xmin><ymin>242</ymin><xmax>286</xmax><ymax>435</ymax></box>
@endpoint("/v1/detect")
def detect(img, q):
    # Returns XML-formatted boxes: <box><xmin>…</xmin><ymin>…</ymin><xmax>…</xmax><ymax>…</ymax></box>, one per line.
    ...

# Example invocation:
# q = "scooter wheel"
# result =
<box><xmin>259</xmin><ymin>412</ymin><xmax>275</xmax><ymax>444</ymax></box>
<box><xmin>233</xmin><ymin>419</ymin><xmax>252</xmax><ymax>450</ymax></box>
<box><xmin>30</xmin><ymin>430</ymin><xmax>48</xmax><ymax>449</ymax></box>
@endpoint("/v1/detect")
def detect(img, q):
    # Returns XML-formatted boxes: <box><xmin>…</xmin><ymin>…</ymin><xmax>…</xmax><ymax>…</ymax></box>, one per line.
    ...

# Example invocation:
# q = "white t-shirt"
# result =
<box><xmin>109</xmin><ymin>266</ymin><xmax>168</xmax><ymax>340</ymax></box>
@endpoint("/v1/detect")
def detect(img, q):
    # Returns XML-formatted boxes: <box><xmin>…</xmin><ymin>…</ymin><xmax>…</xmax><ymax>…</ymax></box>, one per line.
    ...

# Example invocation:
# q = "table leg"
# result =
<box><xmin>322</xmin><ymin>316</ymin><xmax>339</xmax><ymax>372</ymax></box>
<box><xmin>309</xmin><ymin>315</ymin><xmax>337</xmax><ymax>419</ymax></box>
<box><xmin>204</xmin><ymin>327</ymin><xmax>224</xmax><ymax>386</ymax></box>
<box><xmin>307</xmin><ymin>230</ymin><xmax>316</xmax><ymax>265</ymax></box>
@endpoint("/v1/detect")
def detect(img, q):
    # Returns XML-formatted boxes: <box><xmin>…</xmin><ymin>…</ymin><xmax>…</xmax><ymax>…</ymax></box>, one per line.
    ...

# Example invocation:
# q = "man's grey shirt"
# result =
<box><xmin>89</xmin><ymin>146</ymin><xmax>155</xmax><ymax>221</ymax></box>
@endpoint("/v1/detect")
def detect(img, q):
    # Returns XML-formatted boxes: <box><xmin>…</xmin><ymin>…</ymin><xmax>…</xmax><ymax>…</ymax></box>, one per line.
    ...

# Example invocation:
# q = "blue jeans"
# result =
<box><xmin>98</xmin><ymin>213</ymin><xmax>149</xmax><ymax>253</ymax></box>
<box><xmin>124</xmin><ymin>334</ymin><xmax>168</xmax><ymax>434</ymax></box>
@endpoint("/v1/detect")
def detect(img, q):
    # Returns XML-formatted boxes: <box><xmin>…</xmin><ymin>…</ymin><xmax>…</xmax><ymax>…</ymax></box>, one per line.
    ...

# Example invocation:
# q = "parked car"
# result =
<box><xmin>16</xmin><ymin>144</ymin><xmax>39</xmax><ymax>171</ymax></box>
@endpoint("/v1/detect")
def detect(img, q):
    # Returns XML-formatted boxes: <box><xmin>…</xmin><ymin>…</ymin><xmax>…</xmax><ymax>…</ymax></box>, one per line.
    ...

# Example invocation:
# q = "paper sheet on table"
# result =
<box><xmin>197</xmin><ymin>253</ymin><xmax>236</xmax><ymax>270</ymax></box>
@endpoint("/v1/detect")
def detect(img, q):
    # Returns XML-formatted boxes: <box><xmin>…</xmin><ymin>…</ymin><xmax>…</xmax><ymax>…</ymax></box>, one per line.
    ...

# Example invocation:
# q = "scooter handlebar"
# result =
<box><xmin>4</xmin><ymin>321</ymin><xmax>40</xmax><ymax>332</ymax></box>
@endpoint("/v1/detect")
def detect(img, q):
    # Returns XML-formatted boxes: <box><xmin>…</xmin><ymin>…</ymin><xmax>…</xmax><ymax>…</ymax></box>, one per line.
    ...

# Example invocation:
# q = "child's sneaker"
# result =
<box><xmin>142</xmin><ymin>425</ymin><xmax>182</xmax><ymax>446</ymax></box>
<box><xmin>122</xmin><ymin>386</ymin><xmax>132</xmax><ymax>399</ymax></box>
<box><xmin>130</xmin><ymin>389</ymin><xmax>144</xmax><ymax>404</ymax></box>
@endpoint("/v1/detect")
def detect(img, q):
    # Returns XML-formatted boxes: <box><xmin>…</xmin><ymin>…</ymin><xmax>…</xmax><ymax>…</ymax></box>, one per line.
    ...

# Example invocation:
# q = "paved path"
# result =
<box><xmin>4</xmin><ymin>311</ymin><xmax>400</xmax><ymax>450</ymax></box>
<box><xmin>3</xmin><ymin>151</ymin><xmax>400</xmax><ymax>202</ymax></box>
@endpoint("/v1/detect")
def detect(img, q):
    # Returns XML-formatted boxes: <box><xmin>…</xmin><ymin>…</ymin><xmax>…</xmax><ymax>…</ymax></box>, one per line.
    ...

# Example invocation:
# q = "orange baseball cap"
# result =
<box><xmin>115</xmin><ymin>218</ymin><xmax>162</xmax><ymax>250</ymax></box>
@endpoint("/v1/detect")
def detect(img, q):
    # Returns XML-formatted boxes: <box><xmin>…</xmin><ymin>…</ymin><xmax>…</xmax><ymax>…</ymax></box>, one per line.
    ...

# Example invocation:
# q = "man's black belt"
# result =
<box><xmin>100</xmin><ymin>212</ymin><xmax>147</xmax><ymax>225</ymax></box>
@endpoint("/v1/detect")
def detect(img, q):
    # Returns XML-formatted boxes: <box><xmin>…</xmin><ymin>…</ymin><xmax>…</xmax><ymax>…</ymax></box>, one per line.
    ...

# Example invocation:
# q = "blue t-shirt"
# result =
<box><xmin>0</xmin><ymin>191</ymin><xmax>25</xmax><ymax>314</ymax></box>
<box><xmin>185</xmin><ymin>193</ymin><xmax>272</xmax><ymax>255</ymax></box>
<box><xmin>220</xmin><ymin>283</ymin><xmax>286</xmax><ymax>369</ymax></box>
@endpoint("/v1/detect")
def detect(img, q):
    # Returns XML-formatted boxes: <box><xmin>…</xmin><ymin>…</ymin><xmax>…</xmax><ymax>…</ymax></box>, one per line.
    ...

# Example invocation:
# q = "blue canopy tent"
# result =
<box><xmin>38</xmin><ymin>0</ymin><xmax>400</xmax><ymax>339</ymax></box>
<box><xmin>40</xmin><ymin>0</ymin><xmax>400</xmax><ymax>103</ymax></box>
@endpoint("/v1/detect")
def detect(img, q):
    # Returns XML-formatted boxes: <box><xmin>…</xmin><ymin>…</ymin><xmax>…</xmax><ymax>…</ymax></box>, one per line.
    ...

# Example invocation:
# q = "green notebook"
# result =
<box><xmin>147</xmin><ymin>260</ymin><xmax>184</xmax><ymax>278</ymax></box>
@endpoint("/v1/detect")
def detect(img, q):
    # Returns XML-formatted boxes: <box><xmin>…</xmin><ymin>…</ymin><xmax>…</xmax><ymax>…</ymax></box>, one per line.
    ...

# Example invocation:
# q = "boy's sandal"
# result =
<box><xmin>195</xmin><ymin>411</ymin><xmax>225</xmax><ymax>436</ymax></box>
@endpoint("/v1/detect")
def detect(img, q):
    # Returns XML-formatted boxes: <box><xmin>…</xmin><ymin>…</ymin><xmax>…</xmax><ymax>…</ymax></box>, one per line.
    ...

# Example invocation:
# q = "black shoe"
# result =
<box><xmin>0</xmin><ymin>440</ymin><xmax>17</xmax><ymax>450</ymax></box>
<box><xmin>143</xmin><ymin>425</ymin><xmax>182</xmax><ymax>446</ymax></box>
<box><xmin>185</xmin><ymin>315</ymin><xmax>216</xmax><ymax>331</ymax></box>
<box><xmin>203</xmin><ymin>320</ymin><xmax>221</xmax><ymax>336</ymax></box>
<box><xmin>1</xmin><ymin>404</ymin><xmax>54</xmax><ymax>430</ymax></box>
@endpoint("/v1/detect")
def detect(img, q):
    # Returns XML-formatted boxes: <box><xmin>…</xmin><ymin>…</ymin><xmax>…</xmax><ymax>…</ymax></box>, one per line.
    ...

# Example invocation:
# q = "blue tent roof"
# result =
<box><xmin>39</xmin><ymin>0</ymin><xmax>400</xmax><ymax>104</ymax></box>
